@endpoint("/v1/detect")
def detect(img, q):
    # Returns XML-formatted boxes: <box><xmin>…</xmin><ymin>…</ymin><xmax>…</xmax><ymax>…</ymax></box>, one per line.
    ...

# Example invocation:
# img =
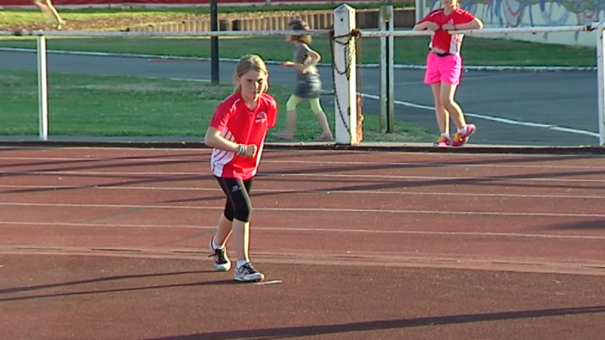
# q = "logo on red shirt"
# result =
<box><xmin>255</xmin><ymin>111</ymin><xmax>267</xmax><ymax>124</ymax></box>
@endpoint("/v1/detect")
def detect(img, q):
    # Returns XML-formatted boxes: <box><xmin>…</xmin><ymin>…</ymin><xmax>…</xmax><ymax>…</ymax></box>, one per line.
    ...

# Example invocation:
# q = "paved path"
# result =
<box><xmin>0</xmin><ymin>49</ymin><xmax>600</xmax><ymax>146</ymax></box>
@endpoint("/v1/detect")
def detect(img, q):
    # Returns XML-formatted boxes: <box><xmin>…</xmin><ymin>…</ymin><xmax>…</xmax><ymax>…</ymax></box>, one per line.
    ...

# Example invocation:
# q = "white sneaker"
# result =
<box><xmin>234</xmin><ymin>262</ymin><xmax>264</xmax><ymax>282</ymax></box>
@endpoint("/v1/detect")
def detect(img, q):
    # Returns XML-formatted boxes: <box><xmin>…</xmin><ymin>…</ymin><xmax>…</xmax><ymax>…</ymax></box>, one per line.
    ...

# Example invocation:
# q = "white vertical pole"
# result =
<box><xmin>597</xmin><ymin>23</ymin><xmax>605</xmax><ymax>146</ymax></box>
<box><xmin>379</xmin><ymin>6</ymin><xmax>388</xmax><ymax>133</ymax></box>
<box><xmin>415</xmin><ymin>0</ymin><xmax>424</xmax><ymax>23</ymax></box>
<box><xmin>37</xmin><ymin>35</ymin><xmax>48</xmax><ymax>141</ymax></box>
<box><xmin>379</xmin><ymin>5</ymin><xmax>395</xmax><ymax>133</ymax></box>
<box><xmin>333</xmin><ymin>4</ymin><xmax>358</xmax><ymax>145</ymax></box>
<box><xmin>387</xmin><ymin>6</ymin><xmax>394</xmax><ymax>133</ymax></box>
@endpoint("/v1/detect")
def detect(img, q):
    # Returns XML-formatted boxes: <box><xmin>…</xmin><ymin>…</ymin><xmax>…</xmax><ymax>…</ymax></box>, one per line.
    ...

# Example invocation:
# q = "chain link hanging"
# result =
<box><xmin>329</xmin><ymin>28</ymin><xmax>362</xmax><ymax>141</ymax></box>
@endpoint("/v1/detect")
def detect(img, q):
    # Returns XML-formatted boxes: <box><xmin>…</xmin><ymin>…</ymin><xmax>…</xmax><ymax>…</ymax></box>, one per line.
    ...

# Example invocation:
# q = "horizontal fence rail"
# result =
<box><xmin>0</xmin><ymin>29</ymin><xmax>332</xmax><ymax>37</ymax></box>
<box><xmin>362</xmin><ymin>24</ymin><xmax>600</xmax><ymax>37</ymax></box>
<box><xmin>0</xmin><ymin>24</ymin><xmax>600</xmax><ymax>37</ymax></box>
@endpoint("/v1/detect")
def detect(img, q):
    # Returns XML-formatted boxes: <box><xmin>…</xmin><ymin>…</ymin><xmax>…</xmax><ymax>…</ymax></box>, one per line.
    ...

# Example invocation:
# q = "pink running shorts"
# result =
<box><xmin>423</xmin><ymin>52</ymin><xmax>463</xmax><ymax>85</ymax></box>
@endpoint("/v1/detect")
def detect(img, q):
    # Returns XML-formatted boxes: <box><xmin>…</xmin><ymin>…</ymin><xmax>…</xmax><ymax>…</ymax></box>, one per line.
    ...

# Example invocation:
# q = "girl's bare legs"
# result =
<box><xmin>315</xmin><ymin>112</ymin><xmax>332</xmax><ymax>138</ymax></box>
<box><xmin>310</xmin><ymin>97</ymin><xmax>332</xmax><ymax>139</ymax></box>
<box><xmin>440</xmin><ymin>81</ymin><xmax>475</xmax><ymax>146</ymax></box>
<box><xmin>431</xmin><ymin>83</ymin><xmax>449</xmax><ymax>134</ymax></box>
<box><xmin>232</xmin><ymin>219</ymin><xmax>263</xmax><ymax>282</ymax></box>
<box><xmin>438</xmin><ymin>82</ymin><xmax>466</xmax><ymax>130</ymax></box>
<box><xmin>213</xmin><ymin>214</ymin><xmax>233</xmax><ymax>248</ymax></box>
<box><xmin>34</xmin><ymin>0</ymin><xmax>66</xmax><ymax>27</ymax></box>
<box><xmin>275</xmin><ymin>95</ymin><xmax>301</xmax><ymax>140</ymax></box>
<box><xmin>232</xmin><ymin>219</ymin><xmax>251</xmax><ymax>262</ymax></box>
<box><xmin>275</xmin><ymin>109</ymin><xmax>297</xmax><ymax>140</ymax></box>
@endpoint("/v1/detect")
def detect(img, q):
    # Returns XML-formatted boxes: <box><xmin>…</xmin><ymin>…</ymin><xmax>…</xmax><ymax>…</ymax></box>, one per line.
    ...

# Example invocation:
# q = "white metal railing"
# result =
<box><xmin>362</xmin><ymin>24</ymin><xmax>600</xmax><ymax>37</ymax></box>
<box><xmin>0</xmin><ymin>17</ymin><xmax>603</xmax><ymax>145</ymax></box>
<box><xmin>1</xmin><ymin>24</ymin><xmax>597</xmax><ymax>37</ymax></box>
<box><xmin>0</xmin><ymin>29</ymin><xmax>332</xmax><ymax>37</ymax></box>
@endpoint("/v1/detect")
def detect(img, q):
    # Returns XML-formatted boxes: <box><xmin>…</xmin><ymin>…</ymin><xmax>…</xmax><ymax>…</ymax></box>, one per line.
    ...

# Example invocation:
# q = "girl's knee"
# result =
<box><xmin>286</xmin><ymin>95</ymin><xmax>301</xmax><ymax>111</ymax></box>
<box><xmin>439</xmin><ymin>96</ymin><xmax>455</xmax><ymax>107</ymax></box>
<box><xmin>233</xmin><ymin>206</ymin><xmax>251</xmax><ymax>222</ymax></box>
<box><xmin>309</xmin><ymin>97</ymin><xmax>323</xmax><ymax>115</ymax></box>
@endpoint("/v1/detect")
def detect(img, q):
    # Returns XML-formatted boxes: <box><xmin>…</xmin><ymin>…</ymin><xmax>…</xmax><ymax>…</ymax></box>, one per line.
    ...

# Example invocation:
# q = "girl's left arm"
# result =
<box><xmin>306</xmin><ymin>49</ymin><xmax>321</xmax><ymax>65</ymax></box>
<box><xmin>455</xmin><ymin>17</ymin><xmax>484</xmax><ymax>30</ymax></box>
<box><xmin>296</xmin><ymin>49</ymin><xmax>321</xmax><ymax>73</ymax></box>
<box><xmin>414</xmin><ymin>21</ymin><xmax>439</xmax><ymax>31</ymax></box>
<box><xmin>204</xmin><ymin>127</ymin><xmax>257</xmax><ymax>157</ymax></box>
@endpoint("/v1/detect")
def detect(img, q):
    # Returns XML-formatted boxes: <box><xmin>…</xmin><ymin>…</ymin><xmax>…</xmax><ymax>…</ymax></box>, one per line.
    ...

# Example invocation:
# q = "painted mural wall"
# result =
<box><xmin>420</xmin><ymin>0</ymin><xmax>602</xmax><ymax>46</ymax></box>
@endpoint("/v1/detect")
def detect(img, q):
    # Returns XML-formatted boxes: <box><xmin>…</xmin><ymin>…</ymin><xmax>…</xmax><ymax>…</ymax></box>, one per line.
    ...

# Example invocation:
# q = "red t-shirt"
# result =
<box><xmin>419</xmin><ymin>8</ymin><xmax>475</xmax><ymax>54</ymax></box>
<box><xmin>208</xmin><ymin>92</ymin><xmax>277</xmax><ymax>179</ymax></box>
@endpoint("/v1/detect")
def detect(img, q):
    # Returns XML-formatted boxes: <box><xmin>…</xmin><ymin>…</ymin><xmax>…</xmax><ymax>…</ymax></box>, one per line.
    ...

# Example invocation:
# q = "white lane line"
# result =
<box><xmin>362</xmin><ymin>93</ymin><xmax>600</xmax><ymax>138</ymax></box>
<box><xmin>270</xmin><ymin>172</ymin><xmax>605</xmax><ymax>183</ymax></box>
<box><xmin>0</xmin><ymin>201</ymin><xmax>604</xmax><ymax>218</ymax></box>
<box><xmin>2</xmin><ymin>184</ymin><xmax>605</xmax><ymax>199</ymax></box>
<box><xmin>1</xmin><ymin>221</ymin><xmax>604</xmax><ymax>240</ymax></box>
<box><xmin>1</xmin><ymin>170</ymin><xmax>604</xmax><ymax>183</ymax></box>
<box><xmin>255</xmin><ymin>280</ymin><xmax>282</xmax><ymax>286</ymax></box>
<box><xmin>1</xmin><ymin>156</ymin><xmax>604</xmax><ymax>171</ymax></box>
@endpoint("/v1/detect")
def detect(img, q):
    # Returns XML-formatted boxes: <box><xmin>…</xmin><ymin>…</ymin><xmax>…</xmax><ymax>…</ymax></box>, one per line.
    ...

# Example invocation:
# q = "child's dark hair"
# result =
<box><xmin>288</xmin><ymin>18</ymin><xmax>312</xmax><ymax>45</ymax></box>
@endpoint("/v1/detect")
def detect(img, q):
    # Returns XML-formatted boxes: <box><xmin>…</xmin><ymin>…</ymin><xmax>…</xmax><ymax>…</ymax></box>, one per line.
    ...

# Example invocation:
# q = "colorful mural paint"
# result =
<box><xmin>425</xmin><ymin>0</ymin><xmax>603</xmax><ymax>45</ymax></box>
<box><xmin>429</xmin><ymin>0</ymin><xmax>601</xmax><ymax>26</ymax></box>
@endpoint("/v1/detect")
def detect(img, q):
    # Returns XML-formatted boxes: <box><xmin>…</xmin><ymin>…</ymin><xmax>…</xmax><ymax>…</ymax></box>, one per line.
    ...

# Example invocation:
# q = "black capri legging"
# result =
<box><xmin>215</xmin><ymin>176</ymin><xmax>254</xmax><ymax>223</ymax></box>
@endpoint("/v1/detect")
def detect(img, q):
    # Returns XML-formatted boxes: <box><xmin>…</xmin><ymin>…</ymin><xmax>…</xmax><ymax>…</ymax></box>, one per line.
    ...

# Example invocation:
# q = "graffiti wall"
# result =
<box><xmin>419</xmin><ymin>0</ymin><xmax>602</xmax><ymax>46</ymax></box>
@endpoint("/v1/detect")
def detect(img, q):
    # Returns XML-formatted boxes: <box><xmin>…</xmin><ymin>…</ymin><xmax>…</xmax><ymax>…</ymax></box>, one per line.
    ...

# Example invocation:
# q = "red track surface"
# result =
<box><xmin>1</xmin><ymin>147</ymin><xmax>604</xmax><ymax>340</ymax></box>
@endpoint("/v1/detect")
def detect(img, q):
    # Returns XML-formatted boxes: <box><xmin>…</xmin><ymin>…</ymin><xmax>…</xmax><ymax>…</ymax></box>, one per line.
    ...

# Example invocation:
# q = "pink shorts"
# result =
<box><xmin>423</xmin><ymin>52</ymin><xmax>462</xmax><ymax>85</ymax></box>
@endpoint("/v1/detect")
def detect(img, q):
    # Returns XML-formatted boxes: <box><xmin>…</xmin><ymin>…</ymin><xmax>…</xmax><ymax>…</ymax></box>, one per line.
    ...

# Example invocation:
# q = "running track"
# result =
<box><xmin>1</xmin><ymin>146</ymin><xmax>605</xmax><ymax>340</ymax></box>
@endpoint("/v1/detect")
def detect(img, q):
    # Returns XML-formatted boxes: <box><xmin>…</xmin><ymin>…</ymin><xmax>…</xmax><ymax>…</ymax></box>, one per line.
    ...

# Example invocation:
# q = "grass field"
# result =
<box><xmin>0</xmin><ymin>68</ymin><xmax>431</xmax><ymax>141</ymax></box>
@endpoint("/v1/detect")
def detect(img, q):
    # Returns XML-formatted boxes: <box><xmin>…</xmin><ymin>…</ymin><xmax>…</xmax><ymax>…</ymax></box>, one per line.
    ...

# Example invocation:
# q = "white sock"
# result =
<box><xmin>458</xmin><ymin>126</ymin><xmax>468</xmax><ymax>134</ymax></box>
<box><xmin>441</xmin><ymin>133</ymin><xmax>450</xmax><ymax>138</ymax></box>
<box><xmin>236</xmin><ymin>260</ymin><xmax>250</xmax><ymax>268</ymax></box>
<box><xmin>212</xmin><ymin>238</ymin><xmax>223</xmax><ymax>250</ymax></box>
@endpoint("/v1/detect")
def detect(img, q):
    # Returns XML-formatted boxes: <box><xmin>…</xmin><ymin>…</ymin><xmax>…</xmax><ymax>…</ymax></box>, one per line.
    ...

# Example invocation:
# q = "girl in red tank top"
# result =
<box><xmin>414</xmin><ymin>0</ymin><xmax>483</xmax><ymax>147</ymax></box>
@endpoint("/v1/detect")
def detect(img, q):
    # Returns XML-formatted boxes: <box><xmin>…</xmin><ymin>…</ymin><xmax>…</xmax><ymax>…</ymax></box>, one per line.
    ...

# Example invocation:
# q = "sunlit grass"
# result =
<box><xmin>0</xmin><ymin>68</ymin><xmax>430</xmax><ymax>141</ymax></box>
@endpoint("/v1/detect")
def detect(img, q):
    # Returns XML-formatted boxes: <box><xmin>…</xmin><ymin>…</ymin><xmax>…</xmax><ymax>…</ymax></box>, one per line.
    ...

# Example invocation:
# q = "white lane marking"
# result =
<box><xmin>0</xmin><ymin>201</ymin><xmax>604</xmax><ymax>218</ymax></box>
<box><xmin>255</xmin><ymin>280</ymin><xmax>282</xmax><ymax>286</ymax></box>
<box><xmin>1</xmin><ymin>221</ymin><xmax>604</xmax><ymax>240</ymax></box>
<box><xmin>362</xmin><ymin>93</ymin><xmax>600</xmax><ymax>138</ymax></box>
<box><xmin>2</xmin><ymin>184</ymin><xmax>605</xmax><ymax>200</ymax></box>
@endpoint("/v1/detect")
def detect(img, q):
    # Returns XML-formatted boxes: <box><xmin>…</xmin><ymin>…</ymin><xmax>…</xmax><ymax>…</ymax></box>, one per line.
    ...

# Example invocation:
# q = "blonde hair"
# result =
<box><xmin>234</xmin><ymin>54</ymin><xmax>269</xmax><ymax>94</ymax></box>
<box><xmin>288</xmin><ymin>18</ymin><xmax>312</xmax><ymax>45</ymax></box>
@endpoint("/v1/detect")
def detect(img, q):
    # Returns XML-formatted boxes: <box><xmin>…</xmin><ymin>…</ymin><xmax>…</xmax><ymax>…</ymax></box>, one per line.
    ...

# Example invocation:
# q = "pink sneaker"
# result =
<box><xmin>452</xmin><ymin>124</ymin><xmax>476</xmax><ymax>147</ymax></box>
<box><xmin>433</xmin><ymin>135</ymin><xmax>451</xmax><ymax>148</ymax></box>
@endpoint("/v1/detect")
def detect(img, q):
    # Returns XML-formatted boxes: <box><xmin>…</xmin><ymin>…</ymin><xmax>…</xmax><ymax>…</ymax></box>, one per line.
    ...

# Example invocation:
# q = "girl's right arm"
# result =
<box><xmin>297</xmin><ymin>48</ymin><xmax>321</xmax><ymax>74</ymax></box>
<box><xmin>414</xmin><ymin>21</ymin><xmax>439</xmax><ymax>31</ymax></box>
<box><xmin>204</xmin><ymin>127</ymin><xmax>257</xmax><ymax>157</ymax></box>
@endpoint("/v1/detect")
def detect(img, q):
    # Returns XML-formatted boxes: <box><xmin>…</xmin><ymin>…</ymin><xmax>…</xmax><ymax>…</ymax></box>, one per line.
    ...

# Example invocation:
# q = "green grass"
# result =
<box><xmin>0</xmin><ymin>35</ymin><xmax>596</xmax><ymax>67</ymax></box>
<box><xmin>0</xmin><ymin>68</ymin><xmax>431</xmax><ymax>141</ymax></box>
